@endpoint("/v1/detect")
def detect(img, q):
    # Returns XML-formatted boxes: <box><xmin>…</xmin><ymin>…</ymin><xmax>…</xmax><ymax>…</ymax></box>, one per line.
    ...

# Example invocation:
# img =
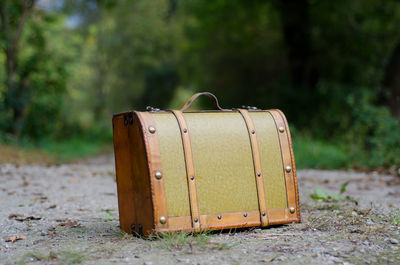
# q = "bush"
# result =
<box><xmin>347</xmin><ymin>100</ymin><xmax>400</xmax><ymax>168</ymax></box>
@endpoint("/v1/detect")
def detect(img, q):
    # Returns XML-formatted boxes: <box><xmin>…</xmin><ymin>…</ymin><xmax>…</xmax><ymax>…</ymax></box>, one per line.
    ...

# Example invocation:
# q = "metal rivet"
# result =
<box><xmin>257</xmin><ymin>172</ymin><xmax>261</xmax><ymax>177</ymax></box>
<box><xmin>251</xmin><ymin>130</ymin><xmax>255</xmax><ymax>134</ymax></box>
<box><xmin>160</xmin><ymin>216</ymin><xmax>167</xmax><ymax>224</ymax></box>
<box><xmin>279</xmin><ymin>126</ymin><xmax>285</xmax><ymax>133</ymax></box>
<box><xmin>243</xmin><ymin>213</ymin><xmax>248</xmax><ymax>217</ymax></box>
<box><xmin>217</xmin><ymin>215</ymin><xmax>222</xmax><ymax>220</ymax></box>
<box><xmin>183</xmin><ymin>128</ymin><xmax>187</xmax><ymax>133</ymax></box>
<box><xmin>194</xmin><ymin>218</ymin><xmax>198</xmax><ymax>223</ymax></box>
<box><xmin>262</xmin><ymin>212</ymin><xmax>266</xmax><ymax>216</ymax></box>
<box><xmin>289</xmin><ymin>206</ymin><xmax>295</xmax><ymax>214</ymax></box>
<box><xmin>155</xmin><ymin>170</ymin><xmax>163</xmax><ymax>179</ymax></box>
<box><xmin>190</xmin><ymin>176</ymin><xmax>194</xmax><ymax>180</ymax></box>
<box><xmin>148</xmin><ymin>126</ymin><xmax>156</xmax><ymax>133</ymax></box>
<box><xmin>285</xmin><ymin>165</ymin><xmax>292</xmax><ymax>173</ymax></box>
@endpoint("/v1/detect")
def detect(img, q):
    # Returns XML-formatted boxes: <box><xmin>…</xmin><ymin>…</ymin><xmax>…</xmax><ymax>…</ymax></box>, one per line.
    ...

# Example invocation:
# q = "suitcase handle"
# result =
<box><xmin>181</xmin><ymin>92</ymin><xmax>225</xmax><ymax>112</ymax></box>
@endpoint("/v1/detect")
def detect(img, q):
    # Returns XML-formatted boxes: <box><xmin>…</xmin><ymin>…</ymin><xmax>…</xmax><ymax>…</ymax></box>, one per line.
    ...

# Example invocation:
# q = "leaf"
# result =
<box><xmin>58</xmin><ymin>221</ymin><xmax>79</xmax><ymax>227</ymax></box>
<box><xmin>340</xmin><ymin>181</ymin><xmax>350</xmax><ymax>194</ymax></box>
<box><xmin>329</xmin><ymin>194</ymin><xmax>343</xmax><ymax>201</ymax></box>
<box><xmin>5</xmin><ymin>234</ymin><xmax>26</xmax><ymax>243</ymax></box>
<box><xmin>9</xmin><ymin>215</ymin><xmax>41</xmax><ymax>222</ymax></box>
<box><xmin>311</xmin><ymin>188</ymin><xmax>329</xmax><ymax>200</ymax></box>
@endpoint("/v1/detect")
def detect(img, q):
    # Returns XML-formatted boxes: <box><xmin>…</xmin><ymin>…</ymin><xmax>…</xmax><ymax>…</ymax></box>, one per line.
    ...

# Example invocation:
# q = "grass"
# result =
<box><xmin>0</xmin><ymin>132</ymin><xmax>112</xmax><ymax>164</ymax></box>
<box><xmin>293</xmin><ymin>135</ymin><xmax>350</xmax><ymax>169</ymax></box>
<box><xmin>392</xmin><ymin>209</ymin><xmax>400</xmax><ymax>225</ymax></box>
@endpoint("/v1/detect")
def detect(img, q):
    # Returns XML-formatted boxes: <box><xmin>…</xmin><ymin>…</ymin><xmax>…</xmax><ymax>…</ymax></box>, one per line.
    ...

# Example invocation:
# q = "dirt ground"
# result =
<box><xmin>1</xmin><ymin>155</ymin><xmax>400</xmax><ymax>265</ymax></box>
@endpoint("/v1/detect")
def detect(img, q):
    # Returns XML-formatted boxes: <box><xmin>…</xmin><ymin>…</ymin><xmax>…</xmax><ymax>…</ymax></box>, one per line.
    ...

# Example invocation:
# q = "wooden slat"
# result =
<box><xmin>238</xmin><ymin>109</ymin><xmax>269</xmax><ymax>227</ymax></box>
<box><xmin>136</xmin><ymin>112</ymin><xmax>169</xmax><ymax>231</ymax></box>
<box><xmin>267</xmin><ymin>110</ymin><xmax>300</xmax><ymax>222</ymax></box>
<box><xmin>171</xmin><ymin>110</ymin><xmax>201</xmax><ymax>233</ymax></box>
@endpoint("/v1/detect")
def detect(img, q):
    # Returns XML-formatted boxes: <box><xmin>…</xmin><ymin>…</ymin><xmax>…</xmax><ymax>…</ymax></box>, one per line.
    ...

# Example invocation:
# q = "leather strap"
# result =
<box><xmin>238</xmin><ymin>109</ymin><xmax>269</xmax><ymax>226</ymax></box>
<box><xmin>171</xmin><ymin>110</ymin><xmax>201</xmax><ymax>232</ymax></box>
<box><xmin>181</xmin><ymin>92</ymin><xmax>225</xmax><ymax>112</ymax></box>
<box><xmin>137</xmin><ymin>112</ymin><xmax>169</xmax><ymax>230</ymax></box>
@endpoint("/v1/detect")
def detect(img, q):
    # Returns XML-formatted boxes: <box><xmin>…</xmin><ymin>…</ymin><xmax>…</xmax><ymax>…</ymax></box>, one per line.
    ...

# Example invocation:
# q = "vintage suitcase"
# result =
<box><xmin>112</xmin><ymin>92</ymin><xmax>300</xmax><ymax>236</ymax></box>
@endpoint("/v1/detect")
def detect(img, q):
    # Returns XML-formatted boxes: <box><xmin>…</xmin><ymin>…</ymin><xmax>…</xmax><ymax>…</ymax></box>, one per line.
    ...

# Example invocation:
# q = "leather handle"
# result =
<box><xmin>181</xmin><ymin>92</ymin><xmax>224</xmax><ymax>112</ymax></box>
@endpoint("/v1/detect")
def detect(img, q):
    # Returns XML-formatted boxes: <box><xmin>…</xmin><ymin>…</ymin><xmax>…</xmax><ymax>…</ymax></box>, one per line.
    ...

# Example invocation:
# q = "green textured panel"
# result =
<box><xmin>250</xmin><ymin>112</ymin><xmax>287</xmax><ymax>209</ymax></box>
<box><xmin>152</xmin><ymin>113</ymin><xmax>191</xmax><ymax>217</ymax></box>
<box><xmin>185</xmin><ymin>112</ymin><xmax>259</xmax><ymax>214</ymax></box>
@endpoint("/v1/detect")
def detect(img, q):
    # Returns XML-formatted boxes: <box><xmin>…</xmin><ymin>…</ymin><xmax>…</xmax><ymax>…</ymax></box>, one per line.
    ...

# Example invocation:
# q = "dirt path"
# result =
<box><xmin>1</xmin><ymin>155</ymin><xmax>399</xmax><ymax>265</ymax></box>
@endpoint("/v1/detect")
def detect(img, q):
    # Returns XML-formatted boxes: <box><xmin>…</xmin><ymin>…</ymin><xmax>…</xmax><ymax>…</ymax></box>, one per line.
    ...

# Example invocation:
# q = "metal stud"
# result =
<box><xmin>160</xmin><ymin>216</ymin><xmax>166</xmax><ymax>224</ymax></box>
<box><xmin>148</xmin><ymin>126</ymin><xmax>156</xmax><ymax>133</ymax></box>
<box><xmin>262</xmin><ymin>212</ymin><xmax>266</xmax><ymax>217</ymax></box>
<box><xmin>190</xmin><ymin>176</ymin><xmax>194</xmax><ymax>180</ymax></box>
<box><xmin>243</xmin><ymin>212</ymin><xmax>248</xmax><ymax>217</ymax></box>
<box><xmin>257</xmin><ymin>172</ymin><xmax>261</xmax><ymax>177</ymax></box>
<box><xmin>194</xmin><ymin>218</ymin><xmax>198</xmax><ymax>223</ymax></box>
<box><xmin>285</xmin><ymin>165</ymin><xmax>292</xmax><ymax>173</ymax></box>
<box><xmin>155</xmin><ymin>170</ymin><xmax>163</xmax><ymax>179</ymax></box>
<box><xmin>278</xmin><ymin>126</ymin><xmax>285</xmax><ymax>133</ymax></box>
<box><xmin>183</xmin><ymin>128</ymin><xmax>187</xmax><ymax>133</ymax></box>
<box><xmin>289</xmin><ymin>206</ymin><xmax>295</xmax><ymax>214</ymax></box>
<box><xmin>217</xmin><ymin>215</ymin><xmax>222</xmax><ymax>220</ymax></box>
<box><xmin>251</xmin><ymin>130</ymin><xmax>255</xmax><ymax>134</ymax></box>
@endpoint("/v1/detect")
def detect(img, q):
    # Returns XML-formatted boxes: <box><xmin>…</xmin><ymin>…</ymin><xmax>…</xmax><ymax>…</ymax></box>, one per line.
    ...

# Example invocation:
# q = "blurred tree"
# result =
<box><xmin>0</xmin><ymin>0</ymin><xmax>36</xmax><ymax>136</ymax></box>
<box><xmin>383</xmin><ymin>42</ymin><xmax>400</xmax><ymax>118</ymax></box>
<box><xmin>0</xmin><ymin>0</ymin><xmax>68</xmax><ymax>138</ymax></box>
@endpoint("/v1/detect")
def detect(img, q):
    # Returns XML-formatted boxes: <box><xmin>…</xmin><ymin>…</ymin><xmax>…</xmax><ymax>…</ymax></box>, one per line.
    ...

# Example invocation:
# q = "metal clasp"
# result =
<box><xmin>241</xmin><ymin>105</ymin><xmax>260</xmax><ymax>110</ymax></box>
<box><xmin>146</xmin><ymin>106</ymin><xmax>161</xmax><ymax>112</ymax></box>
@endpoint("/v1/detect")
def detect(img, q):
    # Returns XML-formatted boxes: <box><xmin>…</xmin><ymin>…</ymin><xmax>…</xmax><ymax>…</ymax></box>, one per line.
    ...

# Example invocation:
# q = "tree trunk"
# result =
<box><xmin>383</xmin><ymin>43</ymin><xmax>400</xmax><ymax>118</ymax></box>
<box><xmin>278</xmin><ymin>0</ymin><xmax>319</xmax><ymax>91</ymax></box>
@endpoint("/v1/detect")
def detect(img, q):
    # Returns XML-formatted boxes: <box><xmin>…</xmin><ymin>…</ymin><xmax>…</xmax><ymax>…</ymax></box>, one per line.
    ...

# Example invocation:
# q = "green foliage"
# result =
<box><xmin>310</xmin><ymin>182</ymin><xmax>348</xmax><ymax>202</ymax></box>
<box><xmin>347</xmin><ymin>97</ymin><xmax>400</xmax><ymax>168</ymax></box>
<box><xmin>293</xmin><ymin>133</ymin><xmax>349</xmax><ymax>169</ymax></box>
<box><xmin>0</xmin><ymin>0</ymin><xmax>400</xmax><ymax>168</ymax></box>
<box><xmin>392</xmin><ymin>209</ymin><xmax>400</xmax><ymax>225</ymax></box>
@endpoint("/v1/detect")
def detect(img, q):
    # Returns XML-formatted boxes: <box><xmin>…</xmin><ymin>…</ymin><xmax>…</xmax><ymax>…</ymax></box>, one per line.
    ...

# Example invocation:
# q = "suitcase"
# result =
<box><xmin>112</xmin><ymin>92</ymin><xmax>300</xmax><ymax>236</ymax></box>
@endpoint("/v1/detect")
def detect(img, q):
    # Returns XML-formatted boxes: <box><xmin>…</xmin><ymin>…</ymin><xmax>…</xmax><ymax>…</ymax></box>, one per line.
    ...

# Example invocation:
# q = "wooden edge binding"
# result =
<box><xmin>237</xmin><ymin>109</ymin><xmax>269</xmax><ymax>227</ymax></box>
<box><xmin>135</xmin><ymin>111</ymin><xmax>169</xmax><ymax>231</ymax></box>
<box><xmin>275</xmin><ymin>109</ymin><xmax>301</xmax><ymax>222</ymax></box>
<box><xmin>266</xmin><ymin>110</ymin><xmax>300</xmax><ymax>223</ymax></box>
<box><xmin>171</xmin><ymin>110</ymin><xmax>201</xmax><ymax>233</ymax></box>
<box><xmin>157</xmin><ymin>208</ymin><xmax>295</xmax><ymax>233</ymax></box>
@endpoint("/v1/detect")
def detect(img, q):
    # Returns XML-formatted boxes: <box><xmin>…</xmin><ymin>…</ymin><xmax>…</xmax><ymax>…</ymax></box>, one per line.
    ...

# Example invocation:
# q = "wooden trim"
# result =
<box><xmin>200</xmin><ymin>211</ymin><xmax>260</xmax><ymax>230</ymax></box>
<box><xmin>267</xmin><ymin>110</ymin><xmax>300</xmax><ymax>222</ymax></box>
<box><xmin>238</xmin><ymin>109</ymin><xmax>269</xmax><ymax>226</ymax></box>
<box><xmin>159</xmin><ymin>211</ymin><xmax>260</xmax><ymax>233</ymax></box>
<box><xmin>275</xmin><ymin>109</ymin><xmax>301</xmax><ymax>222</ymax></box>
<box><xmin>158</xmin><ymin>208</ymin><xmax>298</xmax><ymax>233</ymax></box>
<box><xmin>171</xmin><ymin>110</ymin><xmax>201</xmax><ymax>232</ymax></box>
<box><xmin>136</xmin><ymin>112</ymin><xmax>169</xmax><ymax>230</ymax></box>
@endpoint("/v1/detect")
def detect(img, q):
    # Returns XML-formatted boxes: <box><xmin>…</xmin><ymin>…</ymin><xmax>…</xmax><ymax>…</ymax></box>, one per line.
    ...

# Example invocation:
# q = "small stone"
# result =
<box><xmin>389</xmin><ymin>238</ymin><xmax>399</xmax><ymax>244</ymax></box>
<box><xmin>40</xmin><ymin>232</ymin><xmax>46</xmax><ymax>236</ymax></box>
<box><xmin>143</xmin><ymin>262</ymin><xmax>153</xmax><ymax>265</ymax></box>
<box><xmin>134</xmin><ymin>255</ymin><xmax>140</xmax><ymax>258</ymax></box>
<box><xmin>351</xmin><ymin>211</ymin><xmax>358</xmax><ymax>217</ymax></box>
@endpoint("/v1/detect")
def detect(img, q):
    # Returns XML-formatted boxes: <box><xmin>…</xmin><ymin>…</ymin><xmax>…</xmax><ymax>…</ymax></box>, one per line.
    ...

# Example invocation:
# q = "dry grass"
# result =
<box><xmin>0</xmin><ymin>145</ymin><xmax>55</xmax><ymax>165</ymax></box>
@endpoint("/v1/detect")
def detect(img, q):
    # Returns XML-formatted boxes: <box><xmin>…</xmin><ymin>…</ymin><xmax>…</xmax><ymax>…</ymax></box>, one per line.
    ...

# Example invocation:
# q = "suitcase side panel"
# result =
<box><xmin>113</xmin><ymin>113</ymin><xmax>155</xmax><ymax>235</ymax></box>
<box><xmin>113</xmin><ymin>114</ymin><xmax>136</xmax><ymax>234</ymax></box>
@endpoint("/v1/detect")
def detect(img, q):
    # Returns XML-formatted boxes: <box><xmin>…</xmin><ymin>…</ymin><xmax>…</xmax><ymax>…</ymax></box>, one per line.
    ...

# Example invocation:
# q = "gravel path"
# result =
<box><xmin>1</xmin><ymin>155</ymin><xmax>399</xmax><ymax>264</ymax></box>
